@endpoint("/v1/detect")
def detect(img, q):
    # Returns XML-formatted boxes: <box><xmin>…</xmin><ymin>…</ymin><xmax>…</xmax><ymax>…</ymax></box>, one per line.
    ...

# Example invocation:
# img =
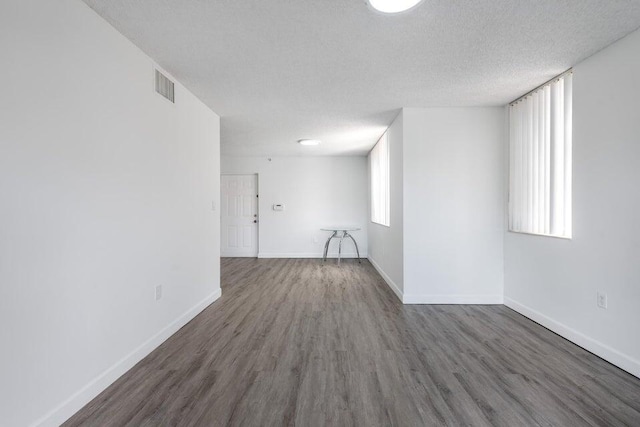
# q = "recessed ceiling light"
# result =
<box><xmin>298</xmin><ymin>139</ymin><xmax>321</xmax><ymax>146</ymax></box>
<box><xmin>368</xmin><ymin>0</ymin><xmax>424</xmax><ymax>14</ymax></box>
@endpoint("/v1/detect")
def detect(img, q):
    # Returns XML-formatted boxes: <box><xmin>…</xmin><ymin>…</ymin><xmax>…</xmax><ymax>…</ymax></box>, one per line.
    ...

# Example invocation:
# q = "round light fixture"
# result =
<box><xmin>298</xmin><ymin>139</ymin><xmax>321</xmax><ymax>146</ymax></box>
<box><xmin>368</xmin><ymin>0</ymin><xmax>424</xmax><ymax>14</ymax></box>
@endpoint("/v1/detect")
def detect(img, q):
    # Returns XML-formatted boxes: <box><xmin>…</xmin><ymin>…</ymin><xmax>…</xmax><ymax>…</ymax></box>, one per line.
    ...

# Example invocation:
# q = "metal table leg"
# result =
<box><xmin>338</xmin><ymin>232</ymin><xmax>344</xmax><ymax>264</ymax></box>
<box><xmin>323</xmin><ymin>230</ymin><xmax>336</xmax><ymax>262</ymax></box>
<box><xmin>345</xmin><ymin>232</ymin><xmax>361</xmax><ymax>263</ymax></box>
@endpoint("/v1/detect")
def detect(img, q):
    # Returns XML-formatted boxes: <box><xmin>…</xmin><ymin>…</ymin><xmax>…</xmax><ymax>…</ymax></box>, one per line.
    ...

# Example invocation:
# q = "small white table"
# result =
<box><xmin>321</xmin><ymin>227</ymin><xmax>361</xmax><ymax>264</ymax></box>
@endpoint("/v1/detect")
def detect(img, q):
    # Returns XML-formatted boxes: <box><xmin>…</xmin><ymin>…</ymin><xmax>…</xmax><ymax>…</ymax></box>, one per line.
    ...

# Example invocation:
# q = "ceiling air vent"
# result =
<box><xmin>155</xmin><ymin>69</ymin><xmax>175</xmax><ymax>103</ymax></box>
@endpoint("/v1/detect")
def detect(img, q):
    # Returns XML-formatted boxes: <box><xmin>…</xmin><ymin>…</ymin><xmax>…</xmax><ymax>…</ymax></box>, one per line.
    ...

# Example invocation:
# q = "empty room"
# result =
<box><xmin>2</xmin><ymin>0</ymin><xmax>640</xmax><ymax>425</ymax></box>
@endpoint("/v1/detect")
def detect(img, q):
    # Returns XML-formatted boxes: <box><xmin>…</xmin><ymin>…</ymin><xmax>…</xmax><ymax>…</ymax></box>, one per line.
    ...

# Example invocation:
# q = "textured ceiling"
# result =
<box><xmin>82</xmin><ymin>0</ymin><xmax>640</xmax><ymax>156</ymax></box>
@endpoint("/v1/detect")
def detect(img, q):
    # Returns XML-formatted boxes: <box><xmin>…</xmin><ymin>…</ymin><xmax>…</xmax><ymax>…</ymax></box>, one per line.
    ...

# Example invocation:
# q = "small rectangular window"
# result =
<box><xmin>509</xmin><ymin>71</ymin><xmax>572</xmax><ymax>238</ymax></box>
<box><xmin>370</xmin><ymin>132</ymin><xmax>390</xmax><ymax>226</ymax></box>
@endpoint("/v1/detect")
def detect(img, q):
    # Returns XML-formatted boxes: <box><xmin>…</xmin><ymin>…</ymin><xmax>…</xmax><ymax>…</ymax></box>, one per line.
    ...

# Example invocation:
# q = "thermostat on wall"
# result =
<box><xmin>273</xmin><ymin>204</ymin><xmax>285</xmax><ymax>211</ymax></box>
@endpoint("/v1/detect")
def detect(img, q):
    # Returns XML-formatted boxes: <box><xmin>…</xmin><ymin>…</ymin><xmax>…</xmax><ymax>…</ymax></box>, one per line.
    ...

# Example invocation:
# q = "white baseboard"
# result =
<box><xmin>258</xmin><ymin>252</ymin><xmax>365</xmax><ymax>259</ymax></box>
<box><xmin>367</xmin><ymin>257</ymin><xmax>502</xmax><ymax>305</ymax></box>
<box><xmin>505</xmin><ymin>297</ymin><xmax>640</xmax><ymax>379</ymax></box>
<box><xmin>221</xmin><ymin>253</ymin><xmax>258</xmax><ymax>258</ymax></box>
<box><xmin>403</xmin><ymin>294</ymin><xmax>504</xmax><ymax>305</ymax></box>
<box><xmin>368</xmin><ymin>256</ymin><xmax>403</xmax><ymax>302</ymax></box>
<box><xmin>32</xmin><ymin>289</ymin><xmax>222</xmax><ymax>427</ymax></box>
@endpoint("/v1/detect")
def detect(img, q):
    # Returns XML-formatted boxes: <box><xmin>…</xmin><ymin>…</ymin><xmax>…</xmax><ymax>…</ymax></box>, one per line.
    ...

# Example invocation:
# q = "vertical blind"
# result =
<box><xmin>509</xmin><ymin>71</ymin><xmax>573</xmax><ymax>238</ymax></box>
<box><xmin>370</xmin><ymin>131</ymin><xmax>390</xmax><ymax>226</ymax></box>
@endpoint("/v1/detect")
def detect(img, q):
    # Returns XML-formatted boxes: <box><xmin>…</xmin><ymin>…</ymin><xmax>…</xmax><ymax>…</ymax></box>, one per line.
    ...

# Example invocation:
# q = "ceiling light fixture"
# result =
<box><xmin>368</xmin><ymin>0</ymin><xmax>424</xmax><ymax>14</ymax></box>
<box><xmin>298</xmin><ymin>139</ymin><xmax>321</xmax><ymax>146</ymax></box>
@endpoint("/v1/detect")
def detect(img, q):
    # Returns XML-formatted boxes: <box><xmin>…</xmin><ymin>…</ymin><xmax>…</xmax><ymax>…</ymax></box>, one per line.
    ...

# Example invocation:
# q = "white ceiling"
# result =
<box><xmin>82</xmin><ymin>0</ymin><xmax>640</xmax><ymax>156</ymax></box>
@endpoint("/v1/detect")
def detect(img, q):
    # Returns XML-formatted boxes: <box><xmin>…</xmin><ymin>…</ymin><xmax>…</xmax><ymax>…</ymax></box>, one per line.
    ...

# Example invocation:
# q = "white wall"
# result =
<box><xmin>402</xmin><ymin>108</ymin><xmax>505</xmax><ymax>303</ymax></box>
<box><xmin>221</xmin><ymin>156</ymin><xmax>368</xmax><ymax>258</ymax></box>
<box><xmin>504</xmin><ymin>28</ymin><xmax>640</xmax><ymax>378</ymax></box>
<box><xmin>367</xmin><ymin>112</ymin><xmax>404</xmax><ymax>299</ymax></box>
<box><xmin>0</xmin><ymin>1</ymin><xmax>221</xmax><ymax>425</ymax></box>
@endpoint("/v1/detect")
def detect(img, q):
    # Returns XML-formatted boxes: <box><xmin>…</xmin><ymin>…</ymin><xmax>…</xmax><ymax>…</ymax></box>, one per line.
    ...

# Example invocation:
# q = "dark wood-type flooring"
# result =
<box><xmin>65</xmin><ymin>258</ymin><xmax>640</xmax><ymax>426</ymax></box>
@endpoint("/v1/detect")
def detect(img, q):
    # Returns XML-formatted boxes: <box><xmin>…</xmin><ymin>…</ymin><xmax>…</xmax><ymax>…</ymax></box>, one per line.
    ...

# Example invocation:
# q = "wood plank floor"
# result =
<box><xmin>65</xmin><ymin>258</ymin><xmax>640</xmax><ymax>426</ymax></box>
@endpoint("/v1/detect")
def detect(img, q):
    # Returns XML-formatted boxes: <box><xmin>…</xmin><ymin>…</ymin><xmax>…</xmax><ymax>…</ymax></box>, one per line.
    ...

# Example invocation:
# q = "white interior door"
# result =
<box><xmin>221</xmin><ymin>174</ymin><xmax>259</xmax><ymax>257</ymax></box>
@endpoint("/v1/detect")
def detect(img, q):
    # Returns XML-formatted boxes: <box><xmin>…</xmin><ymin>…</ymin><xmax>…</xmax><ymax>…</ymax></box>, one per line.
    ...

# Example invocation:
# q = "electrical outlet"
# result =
<box><xmin>313</xmin><ymin>236</ymin><xmax>319</xmax><ymax>244</ymax></box>
<box><xmin>155</xmin><ymin>285</ymin><xmax>163</xmax><ymax>301</ymax></box>
<box><xmin>597</xmin><ymin>291</ymin><xmax>607</xmax><ymax>309</ymax></box>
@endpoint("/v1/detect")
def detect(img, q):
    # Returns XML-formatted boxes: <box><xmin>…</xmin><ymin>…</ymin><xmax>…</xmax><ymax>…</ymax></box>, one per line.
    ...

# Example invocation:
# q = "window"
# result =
<box><xmin>370</xmin><ymin>131</ymin><xmax>390</xmax><ymax>226</ymax></box>
<box><xmin>509</xmin><ymin>71</ymin><xmax>573</xmax><ymax>238</ymax></box>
